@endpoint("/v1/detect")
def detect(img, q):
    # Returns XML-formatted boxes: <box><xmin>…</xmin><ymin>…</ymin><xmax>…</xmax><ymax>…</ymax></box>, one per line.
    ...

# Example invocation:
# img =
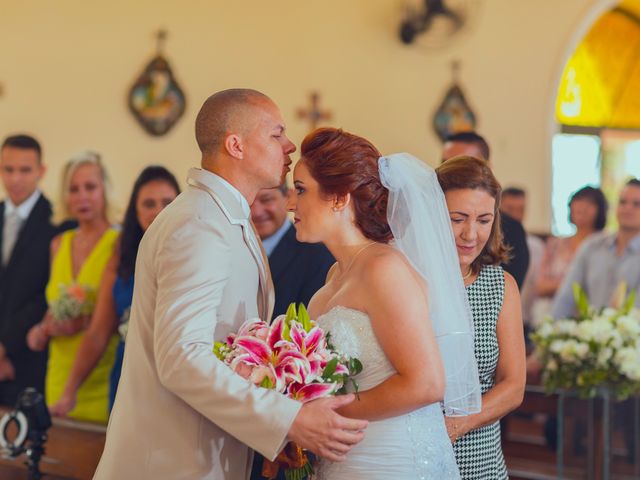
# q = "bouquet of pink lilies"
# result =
<box><xmin>214</xmin><ymin>303</ymin><xmax>362</xmax><ymax>480</ymax></box>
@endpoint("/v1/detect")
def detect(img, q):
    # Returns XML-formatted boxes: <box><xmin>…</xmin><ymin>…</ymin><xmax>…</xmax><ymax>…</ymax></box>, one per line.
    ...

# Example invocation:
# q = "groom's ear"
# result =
<box><xmin>333</xmin><ymin>193</ymin><xmax>351</xmax><ymax>212</ymax></box>
<box><xmin>224</xmin><ymin>133</ymin><xmax>244</xmax><ymax>160</ymax></box>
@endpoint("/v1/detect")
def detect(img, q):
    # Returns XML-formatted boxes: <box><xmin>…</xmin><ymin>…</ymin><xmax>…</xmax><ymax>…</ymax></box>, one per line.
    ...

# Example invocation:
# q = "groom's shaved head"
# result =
<box><xmin>195</xmin><ymin>88</ymin><xmax>271</xmax><ymax>156</ymax></box>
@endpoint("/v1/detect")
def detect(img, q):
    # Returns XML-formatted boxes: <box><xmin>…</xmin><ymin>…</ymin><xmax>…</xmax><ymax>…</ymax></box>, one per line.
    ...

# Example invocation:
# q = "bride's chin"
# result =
<box><xmin>293</xmin><ymin>228</ymin><xmax>305</xmax><ymax>242</ymax></box>
<box><xmin>294</xmin><ymin>230</ymin><xmax>317</xmax><ymax>244</ymax></box>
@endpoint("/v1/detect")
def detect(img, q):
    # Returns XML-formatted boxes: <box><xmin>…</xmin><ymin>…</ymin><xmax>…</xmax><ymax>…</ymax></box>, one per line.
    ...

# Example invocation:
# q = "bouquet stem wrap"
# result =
<box><xmin>262</xmin><ymin>442</ymin><xmax>313</xmax><ymax>480</ymax></box>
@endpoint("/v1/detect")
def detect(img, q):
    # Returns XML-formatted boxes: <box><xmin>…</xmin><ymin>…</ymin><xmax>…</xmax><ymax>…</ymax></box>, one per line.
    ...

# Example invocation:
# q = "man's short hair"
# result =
<box><xmin>627</xmin><ymin>178</ymin><xmax>640</xmax><ymax>188</ymax></box>
<box><xmin>444</xmin><ymin>131</ymin><xmax>490</xmax><ymax>161</ymax></box>
<box><xmin>195</xmin><ymin>89</ymin><xmax>270</xmax><ymax>156</ymax></box>
<box><xmin>1</xmin><ymin>134</ymin><xmax>42</xmax><ymax>163</ymax></box>
<box><xmin>502</xmin><ymin>187</ymin><xmax>526</xmax><ymax>198</ymax></box>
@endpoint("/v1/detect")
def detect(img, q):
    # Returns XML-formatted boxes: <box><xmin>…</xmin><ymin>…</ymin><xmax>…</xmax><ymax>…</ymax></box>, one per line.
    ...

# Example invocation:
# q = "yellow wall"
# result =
<box><xmin>0</xmin><ymin>0</ymin><xmax>607</xmax><ymax>231</ymax></box>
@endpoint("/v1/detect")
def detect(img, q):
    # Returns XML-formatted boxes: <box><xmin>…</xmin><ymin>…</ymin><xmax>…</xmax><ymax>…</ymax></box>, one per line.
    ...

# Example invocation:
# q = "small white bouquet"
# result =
<box><xmin>49</xmin><ymin>283</ymin><xmax>96</xmax><ymax>323</ymax></box>
<box><xmin>531</xmin><ymin>282</ymin><xmax>640</xmax><ymax>399</ymax></box>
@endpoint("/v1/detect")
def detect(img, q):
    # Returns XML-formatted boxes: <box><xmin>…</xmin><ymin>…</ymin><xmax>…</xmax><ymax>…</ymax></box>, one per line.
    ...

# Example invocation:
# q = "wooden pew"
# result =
<box><xmin>0</xmin><ymin>464</ymin><xmax>74</xmax><ymax>480</ymax></box>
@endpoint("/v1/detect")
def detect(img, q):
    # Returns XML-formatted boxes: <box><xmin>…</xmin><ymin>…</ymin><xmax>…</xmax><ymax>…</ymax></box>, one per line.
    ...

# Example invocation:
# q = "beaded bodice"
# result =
<box><xmin>315</xmin><ymin>305</ymin><xmax>460</xmax><ymax>479</ymax></box>
<box><xmin>318</xmin><ymin>306</ymin><xmax>395</xmax><ymax>391</ymax></box>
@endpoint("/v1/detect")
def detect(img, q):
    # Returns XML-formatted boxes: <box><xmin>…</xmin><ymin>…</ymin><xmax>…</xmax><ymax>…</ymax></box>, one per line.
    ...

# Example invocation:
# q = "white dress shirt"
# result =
<box><xmin>262</xmin><ymin>220</ymin><xmax>291</xmax><ymax>258</ymax></box>
<box><xmin>4</xmin><ymin>189</ymin><xmax>41</xmax><ymax>222</ymax></box>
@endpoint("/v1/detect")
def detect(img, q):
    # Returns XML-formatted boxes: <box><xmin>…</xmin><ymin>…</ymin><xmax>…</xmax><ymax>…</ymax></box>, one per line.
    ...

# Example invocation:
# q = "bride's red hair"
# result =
<box><xmin>300</xmin><ymin>128</ymin><xmax>393</xmax><ymax>243</ymax></box>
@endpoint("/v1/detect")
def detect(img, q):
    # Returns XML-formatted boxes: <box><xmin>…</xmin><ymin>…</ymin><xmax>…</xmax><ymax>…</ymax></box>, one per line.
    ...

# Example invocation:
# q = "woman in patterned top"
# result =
<box><xmin>436</xmin><ymin>156</ymin><xmax>526</xmax><ymax>480</ymax></box>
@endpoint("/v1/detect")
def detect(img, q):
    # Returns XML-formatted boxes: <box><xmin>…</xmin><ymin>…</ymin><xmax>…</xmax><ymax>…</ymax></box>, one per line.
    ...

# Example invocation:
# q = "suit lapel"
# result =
<box><xmin>268</xmin><ymin>223</ymin><xmax>298</xmax><ymax>283</ymax></box>
<box><xmin>186</xmin><ymin>169</ymin><xmax>273</xmax><ymax>321</ymax></box>
<box><xmin>247</xmin><ymin>221</ymin><xmax>274</xmax><ymax>321</ymax></box>
<box><xmin>241</xmin><ymin>221</ymin><xmax>271</xmax><ymax>321</ymax></box>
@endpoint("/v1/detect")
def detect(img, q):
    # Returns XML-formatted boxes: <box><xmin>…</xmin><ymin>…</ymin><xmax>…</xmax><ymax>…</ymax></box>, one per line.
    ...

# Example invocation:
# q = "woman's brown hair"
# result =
<box><xmin>300</xmin><ymin>127</ymin><xmax>393</xmax><ymax>243</ymax></box>
<box><xmin>436</xmin><ymin>155</ymin><xmax>510</xmax><ymax>272</ymax></box>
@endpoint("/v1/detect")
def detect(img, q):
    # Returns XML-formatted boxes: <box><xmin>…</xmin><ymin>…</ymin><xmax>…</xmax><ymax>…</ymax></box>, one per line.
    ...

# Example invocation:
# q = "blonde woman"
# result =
<box><xmin>27</xmin><ymin>151</ymin><xmax>118</xmax><ymax>423</ymax></box>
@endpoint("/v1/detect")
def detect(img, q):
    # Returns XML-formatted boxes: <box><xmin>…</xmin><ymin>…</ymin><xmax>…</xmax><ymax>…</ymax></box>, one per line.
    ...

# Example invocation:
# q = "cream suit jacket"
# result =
<box><xmin>94</xmin><ymin>168</ymin><xmax>301</xmax><ymax>480</ymax></box>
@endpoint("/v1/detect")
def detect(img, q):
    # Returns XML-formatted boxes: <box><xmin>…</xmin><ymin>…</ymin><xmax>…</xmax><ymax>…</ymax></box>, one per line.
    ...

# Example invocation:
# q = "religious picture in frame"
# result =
<box><xmin>432</xmin><ymin>83</ymin><xmax>477</xmax><ymax>142</ymax></box>
<box><xmin>128</xmin><ymin>55</ymin><xmax>186</xmax><ymax>136</ymax></box>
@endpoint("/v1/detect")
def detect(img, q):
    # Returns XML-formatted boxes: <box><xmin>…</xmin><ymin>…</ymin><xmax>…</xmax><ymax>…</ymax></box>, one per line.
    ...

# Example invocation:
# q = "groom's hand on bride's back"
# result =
<box><xmin>287</xmin><ymin>393</ymin><xmax>367</xmax><ymax>462</ymax></box>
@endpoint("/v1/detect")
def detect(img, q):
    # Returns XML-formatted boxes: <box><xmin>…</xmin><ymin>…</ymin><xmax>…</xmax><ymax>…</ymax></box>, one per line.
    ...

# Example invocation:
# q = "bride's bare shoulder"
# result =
<box><xmin>359</xmin><ymin>245</ymin><xmax>426</xmax><ymax>308</ymax></box>
<box><xmin>363</xmin><ymin>245</ymin><xmax>416</xmax><ymax>281</ymax></box>
<box><xmin>325</xmin><ymin>261</ymin><xmax>339</xmax><ymax>282</ymax></box>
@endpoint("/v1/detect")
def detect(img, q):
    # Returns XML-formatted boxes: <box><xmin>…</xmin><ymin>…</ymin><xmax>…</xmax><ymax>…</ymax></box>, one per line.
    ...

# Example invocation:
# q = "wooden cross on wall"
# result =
<box><xmin>297</xmin><ymin>92</ymin><xmax>332</xmax><ymax>131</ymax></box>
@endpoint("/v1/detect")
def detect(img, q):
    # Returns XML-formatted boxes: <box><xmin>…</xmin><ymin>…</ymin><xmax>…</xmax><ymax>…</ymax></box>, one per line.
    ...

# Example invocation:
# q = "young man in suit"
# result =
<box><xmin>250</xmin><ymin>183</ymin><xmax>334</xmax><ymax>480</ymax></box>
<box><xmin>0</xmin><ymin>134</ymin><xmax>56</xmax><ymax>406</ymax></box>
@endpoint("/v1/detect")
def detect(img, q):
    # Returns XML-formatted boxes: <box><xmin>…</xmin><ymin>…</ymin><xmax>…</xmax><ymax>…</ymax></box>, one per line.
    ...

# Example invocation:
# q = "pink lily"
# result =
<box><xmin>290</xmin><ymin>323</ymin><xmax>325</xmax><ymax>357</ymax></box>
<box><xmin>287</xmin><ymin>382</ymin><xmax>337</xmax><ymax>403</ymax></box>
<box><xmin>236</xmin><ymin>318</ymin><xmax>270</xmax><ymax>341</ymax></box>
<box><xmin>233</xmin><ymin>334</ymin><xmax>311</xmax><ymax>392</ymax></box>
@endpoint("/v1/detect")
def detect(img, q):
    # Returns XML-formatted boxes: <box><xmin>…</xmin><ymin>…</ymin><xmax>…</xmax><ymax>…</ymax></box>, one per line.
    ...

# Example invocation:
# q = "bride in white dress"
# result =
<box><xmin>288</xmin><ymin>128</ymin><xmax>481</xmax><ymax>479</ymax></box>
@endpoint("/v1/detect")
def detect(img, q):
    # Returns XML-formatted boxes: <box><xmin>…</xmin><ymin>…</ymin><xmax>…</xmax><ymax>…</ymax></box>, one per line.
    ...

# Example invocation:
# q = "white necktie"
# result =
<box><xmin>3</xmin><ymin>211</ymin><xmax>22</xmax><ymax>266</ymax></box>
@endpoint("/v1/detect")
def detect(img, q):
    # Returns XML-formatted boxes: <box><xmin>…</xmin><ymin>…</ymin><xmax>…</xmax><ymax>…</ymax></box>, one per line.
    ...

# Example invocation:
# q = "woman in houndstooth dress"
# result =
<box><xmin>436</xmin><ymin>156</ymin><xmax>526</xmax><ymax>480</ymax></box>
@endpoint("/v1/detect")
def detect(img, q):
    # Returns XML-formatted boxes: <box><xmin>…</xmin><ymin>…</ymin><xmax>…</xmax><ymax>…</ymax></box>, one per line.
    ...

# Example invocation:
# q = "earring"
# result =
<box><xmin>332</xmin><ymin>206</ymin><xmax>339</xmax><ymax>212</ymax></box>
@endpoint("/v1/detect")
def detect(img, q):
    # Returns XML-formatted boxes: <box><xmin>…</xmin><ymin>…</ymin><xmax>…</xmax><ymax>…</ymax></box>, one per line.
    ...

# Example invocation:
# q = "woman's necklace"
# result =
<box><xmin>462</xmin><ymin>267</ymin><xmax>474</xmax><ymax>280</ymax></box>
<box><xmin>338</xmin><ymin>242</ymin><xmax>377</xmax><ymax>278</ymax></box>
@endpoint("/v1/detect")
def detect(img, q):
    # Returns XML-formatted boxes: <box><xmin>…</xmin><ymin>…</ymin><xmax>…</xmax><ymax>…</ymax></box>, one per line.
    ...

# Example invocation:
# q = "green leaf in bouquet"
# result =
<box><xmin>322</xmin><ymin>358</ymin><xmax>338</xmax><ymax>380</ymax></box>
<box><xmin>348</xmin><ymin>358</ymin><xmax>363</xmax><ymax>376</ymax></box>
<box><xmin>325</xmin><ymin>331</ymin><xmax>336</xmax><ymax>351</ymax></box>
<box><xmin>213</xmin><ymin>341</ymin><xmax>227</xmax><ymax>360</ymax></box>
<box><xmin>350</xmin><ymin>378</ymin><xmax>361</xmax><ymax>400</ymax></box>
<box><xmin>622</xmin><ymin>287</ymin><xmax>636</xmax><ymax>315</ymax></box>
<box><xmin>283</xmin><ymin>303</ymin><xmax>297</xmax><ymax>341</ymax></box>
<box><xmin>285</xmin><ymin>302</ymin><xmax>297</xmax><ymax>322</ymax></box>
<box><xmin>572</xmin><ymin>282</ymin><xmax>591</xmax><ymax>319</ymax></box>
<box><xmin>298</xmin><ymin>303</ymin><xmax>312</xmax><ymax>332</ymax></box>
<box><xmin>260</xmin><ymin>376</ymin><xmax>274</xmax><ymax>389</ymax></box>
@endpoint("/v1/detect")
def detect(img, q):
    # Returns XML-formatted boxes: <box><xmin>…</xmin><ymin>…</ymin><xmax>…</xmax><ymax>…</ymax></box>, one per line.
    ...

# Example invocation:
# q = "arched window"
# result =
<box><xmin>552</xmin><ymin>0</ymin><xmax>640</xmax><ymax>235</ymax></box>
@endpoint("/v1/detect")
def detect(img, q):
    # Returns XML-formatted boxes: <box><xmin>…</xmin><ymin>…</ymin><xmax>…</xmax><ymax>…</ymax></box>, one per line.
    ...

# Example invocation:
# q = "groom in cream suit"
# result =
<box><xmin>94</xmin><ymin>89</ymin><xmax>367</xmax><ymax>480</ymax></box>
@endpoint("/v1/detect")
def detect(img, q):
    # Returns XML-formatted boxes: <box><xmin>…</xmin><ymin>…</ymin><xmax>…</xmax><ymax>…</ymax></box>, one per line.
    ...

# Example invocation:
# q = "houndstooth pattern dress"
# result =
<box><xmin>453</xmin><ymin>264</ymin><xmax>508</xmax><ymax>479</ymax></box>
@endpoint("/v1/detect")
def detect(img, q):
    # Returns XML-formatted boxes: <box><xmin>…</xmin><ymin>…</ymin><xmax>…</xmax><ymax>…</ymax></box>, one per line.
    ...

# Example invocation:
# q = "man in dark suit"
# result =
<box><xmin>442</xmin><ymin>132</ymin><xmax>530</xmax><ymax>288</ymax></box>
<box><xmin>0</xmin><ymin>134</ymin><xmax>57</xmax><ymax>406</ymax></box>
<box><xmin>250</xmin><ymin>183</ymin><xmax>334</xmax><ymax>479</ymax></box>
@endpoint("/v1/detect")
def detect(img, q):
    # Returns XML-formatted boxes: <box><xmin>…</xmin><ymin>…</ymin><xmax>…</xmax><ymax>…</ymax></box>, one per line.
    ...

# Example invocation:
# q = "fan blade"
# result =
<box><xmin>441</xmin><ymin>8</ymin><xmax>464</xmax><ymax>29</ymax></box>
<box><xmin>425</xmin><ymin>0</ymin><xmax>448</xmax><ymax>15</ymax></box>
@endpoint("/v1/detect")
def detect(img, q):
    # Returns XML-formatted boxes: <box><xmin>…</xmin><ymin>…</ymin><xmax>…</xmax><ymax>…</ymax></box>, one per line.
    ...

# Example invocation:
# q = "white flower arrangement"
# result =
<box><xmin>531</xmin><ymin>282</ymin><xmax>640</xmax><ymax>399</ymax></box>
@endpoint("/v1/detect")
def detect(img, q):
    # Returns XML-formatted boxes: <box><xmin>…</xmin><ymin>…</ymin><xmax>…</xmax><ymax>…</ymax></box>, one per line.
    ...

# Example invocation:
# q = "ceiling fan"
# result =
<box><xmin>399</xmin><ymin>0</ymin><xmax>471</xmax><ymax>47</ymax></box>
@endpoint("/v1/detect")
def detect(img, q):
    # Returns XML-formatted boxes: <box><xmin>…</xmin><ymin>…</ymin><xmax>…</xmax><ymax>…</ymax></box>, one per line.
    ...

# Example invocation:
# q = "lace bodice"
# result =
<box><xmin>315</xmin><ymin>305</ymin><xmax>460</xmax><ymax>479</ymax></box>
<box><xmin>318</xmin><ymin>306</ymin><xmax>396</xmax><ymax>392</ymax></box>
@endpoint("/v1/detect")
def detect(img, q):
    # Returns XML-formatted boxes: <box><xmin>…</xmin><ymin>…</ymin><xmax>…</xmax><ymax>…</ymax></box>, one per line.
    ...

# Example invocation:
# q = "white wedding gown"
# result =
<box><xmin>315</xmin><ymin>306</ymin><xmax>460</xmax><ymax>479</ymax></box>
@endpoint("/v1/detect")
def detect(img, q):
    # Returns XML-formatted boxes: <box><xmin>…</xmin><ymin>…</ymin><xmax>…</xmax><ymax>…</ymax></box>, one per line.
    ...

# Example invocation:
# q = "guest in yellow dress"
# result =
<box><xmin>27</xmin><ymin>151</ymin><xmax>118</xmax><ymax>424</ymax></box>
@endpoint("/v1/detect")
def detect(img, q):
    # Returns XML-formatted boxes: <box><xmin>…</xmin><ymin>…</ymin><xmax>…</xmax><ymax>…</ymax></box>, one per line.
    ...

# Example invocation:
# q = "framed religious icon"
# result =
<box><xmin>432</xmin><ymin>83</ymin><xmax>477</xmax><ymax>142</ymax></box>
<box><xmin>128</xmin><ymin>31</ymin><xmax>186</xmax><ymax>137</ymax></box>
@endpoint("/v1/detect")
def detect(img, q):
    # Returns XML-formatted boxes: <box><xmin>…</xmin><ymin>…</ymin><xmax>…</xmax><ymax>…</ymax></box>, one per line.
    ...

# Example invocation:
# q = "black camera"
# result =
<box><xmin>0</xmin><ymin>387</ymin><xmax>51</xmax><ymax>479</ymax></box>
